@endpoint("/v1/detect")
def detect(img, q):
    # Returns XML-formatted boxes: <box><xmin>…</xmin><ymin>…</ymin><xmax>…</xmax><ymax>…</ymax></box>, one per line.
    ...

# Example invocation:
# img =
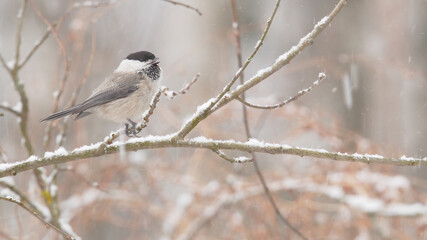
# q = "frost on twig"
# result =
<box><xmin>163</xmin><ymin>73</ymin><xmax>200</xmax><ymax>100</ymax></box>
<box><xmin>237</xmin><ymin>72</ymin><xmax>327</xmax><ymax>109</ymax></box>
<box><xmin>174</xmin><ymin>0</ymin><xmax>347</xmax><ymax>140</ymax></box>
<box><xmin>0</xmin><ymin>102</ymin><xmax>22</xmax><ymax>117</ymax></box>
<box><xmin>212</xmin><ymin>149</ymin><xmax>252</xmax><ymax>163</ymax></box>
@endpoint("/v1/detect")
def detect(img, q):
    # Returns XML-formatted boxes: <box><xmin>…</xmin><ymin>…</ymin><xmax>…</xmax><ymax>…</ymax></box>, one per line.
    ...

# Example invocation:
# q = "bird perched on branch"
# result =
<box><xmin>41</xmin><ymin>51</ymin><xmax>162</xmax><ymax>137</ymax></box>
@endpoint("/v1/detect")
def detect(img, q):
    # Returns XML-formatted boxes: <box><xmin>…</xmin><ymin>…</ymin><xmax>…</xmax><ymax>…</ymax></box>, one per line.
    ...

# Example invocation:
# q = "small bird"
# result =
<box><xmin>41</xmin><ymin>51</ymin><xmax>162</xmax><ymax>137</ymax></box>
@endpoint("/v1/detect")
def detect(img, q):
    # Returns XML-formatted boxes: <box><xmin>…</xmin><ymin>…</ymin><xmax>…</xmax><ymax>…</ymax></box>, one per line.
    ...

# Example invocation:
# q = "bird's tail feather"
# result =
<box><xmin>40</xmin><ymin>105</ymin><xmax>82</xmax><ymax>122</ymax></box>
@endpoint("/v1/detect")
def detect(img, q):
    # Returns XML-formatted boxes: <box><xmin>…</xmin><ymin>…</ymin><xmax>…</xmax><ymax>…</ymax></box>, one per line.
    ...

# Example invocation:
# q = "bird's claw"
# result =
<box><xmin>125</xmin><ymin>119</ymin><xmax>141</xmax><ymax>137</ymax></box>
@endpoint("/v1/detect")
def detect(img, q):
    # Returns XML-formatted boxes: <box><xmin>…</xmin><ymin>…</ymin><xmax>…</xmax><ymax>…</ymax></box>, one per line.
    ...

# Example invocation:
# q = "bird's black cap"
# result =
<box><xmin>126</xmin><ymin>51</ymin><xmax>156</xmax><ymax>62</ymax></box>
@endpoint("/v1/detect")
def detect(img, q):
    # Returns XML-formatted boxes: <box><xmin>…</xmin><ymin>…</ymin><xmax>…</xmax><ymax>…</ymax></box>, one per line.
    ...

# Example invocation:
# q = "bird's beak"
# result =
<box><xmin>150</xmin><ymin>58</ymin><xmax>160</xmax><ymax>65</ymax></box>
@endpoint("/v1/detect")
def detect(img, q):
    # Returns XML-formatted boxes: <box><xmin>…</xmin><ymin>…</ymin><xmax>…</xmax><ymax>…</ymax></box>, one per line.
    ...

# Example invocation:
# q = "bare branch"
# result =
<box><xmin>29</xmin><ymin>0</ymin><xmax>72</xmax><ymax>150</ymax></box>
<box><xmin>57</xmin><ymin>27</ymin><xmax>97</xmax><ymax>147</ymax></box>
<box><xmin>0</xmin><ymin>181</ymin><xmax>45</xmax><ymax>217</ymax></box>
<box><xmin>253</xmin><ymin>154</ymin><xmax>308</xmax><ymax>240</ymax></box>
<box><xmin>14</xmin><ymin>0</ymin><xmax>29</xmax><ymax>69</ymax></box>
<box><xmin>236</xmin><ymin>72</ymin><xmax>327</xmax><ymax>110</ymax></box>
<box><xmin>30</xmin><ymin>0</ymin><xmax>70</xmax><ymax>105</ymax></box>
<box><xmin>0</xmin><ymin>53</ymin><xmax>12</xmax><ymax>74</ymax></box>
<box><xmin>161</xmin><ymin>0</ymin><xmax>202</xmax><ymax>16</ymax></box>
<box><xmin>57</xmin><ymin>166</ymin><xmax>107</xmax><ymax>192</ymax></box>
<box><xmin>19</xmin><ymin>1</ymin><xmax>74</xmax><ymax>69</ymax></box>
<box><xmin>18</xmin><ymin>27</ymin><xmax>52</xmax><ymax>69</ymax></box>
<box><xmin>0</xmin><ymin>146</ymin><xmax>7</xmax><ymax>162</ymax></box>
<box><xmin>230</xmin><ymin>1</ymin><xmax>307</xmax><ymax>239</ymax></box>
<box><xmin>0</xmin><ymin>196</ymin><xmax>76</xmax><ymax>240</ymax></box>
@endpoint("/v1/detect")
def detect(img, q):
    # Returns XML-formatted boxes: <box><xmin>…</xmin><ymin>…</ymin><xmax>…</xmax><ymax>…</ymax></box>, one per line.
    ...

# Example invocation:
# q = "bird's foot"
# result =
<box><xmin>125</xmin><ymin>119</ymin><xmax>141</xmax><ymax>137</ymax></box>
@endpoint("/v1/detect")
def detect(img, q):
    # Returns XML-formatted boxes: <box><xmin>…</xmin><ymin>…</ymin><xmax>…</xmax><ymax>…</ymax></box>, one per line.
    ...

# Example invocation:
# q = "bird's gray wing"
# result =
<box><xmin>41</xmin><ymin>76</ymin><xmax>140</xmax><ymax>122</ymax></box>
<box><xmin>77</xmin><ymin>83</ymin><xmax>139</xmax><ymax>112</ymax></box>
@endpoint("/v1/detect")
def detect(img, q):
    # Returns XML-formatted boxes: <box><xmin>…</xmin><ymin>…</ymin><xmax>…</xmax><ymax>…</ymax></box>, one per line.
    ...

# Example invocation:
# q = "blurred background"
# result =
<box><xmin>0</xmin><ymin>0</ymin><xmax>426</xmax><ymax>239</ymax></box>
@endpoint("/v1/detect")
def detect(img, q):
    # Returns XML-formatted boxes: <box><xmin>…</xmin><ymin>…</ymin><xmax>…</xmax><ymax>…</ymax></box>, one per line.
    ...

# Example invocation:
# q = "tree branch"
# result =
<box><xmin>0</xmin><ymin>196</ymin><xmax>76</xmax><ymax>240</ymax></box>
<box><xmin>211</xmin><ymin>149</ymin><xmax>252</xmax><ymax>163</ymax></box>
<box><xmin>230</xmin><ymin>1</ymin><xmax>307</xmax><ymax>239</ymax></box>
<box><xmin>14</xmin><ymin>0</ymin><xmax>29</xmax><ymax>69</ymax></box>
<box><xmin>161</xmin><ymin>0</ymin><xmax>202</xmax><ymax>16</ymax></box>
<box><xmin>1</xmin><ymin>136</ymin><xmax>425</xmax><ymax>178</ymax></box>
<box><xmin>0</xmin><ymin>103</ymin><xmax>21</xmax><ymax>117</ymax></box>
<box><xmin>174</xmin><ymin>0</ymin><xmax>346</xmax><ymax>140</ymax></box>
<box><xmin>236</xmin><ymin>72</ymin><xmax>326</xmax><ymax>110</ymax></box>
<box><xmin>0</xmin><ymin>181</ymin><xmax>45</xmax><ymax>217</ymax></box>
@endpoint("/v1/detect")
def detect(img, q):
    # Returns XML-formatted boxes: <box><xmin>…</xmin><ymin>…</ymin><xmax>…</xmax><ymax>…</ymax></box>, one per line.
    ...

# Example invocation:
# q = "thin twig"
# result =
<box><xmin>0</xmin><ymin>196</ymin><xmax>75</xmax><ymax>240</ymax></box>
<box><xmin>174</xmin><ymin>0</ymin><xmax>281</xmax><ymax>140</ymax></box>
<box><xmin>0</xmin><ymin>104</ymin><xmax>21</xmax><ymax>117</ymax></box>
<box><xmin>208</xmin><ymin>0</ymin><xmax>347</xmax><ymax>115</ymax></box>
<box><xmin>230</xmin><ymin>0</ymin><xmax>250</xmax><ymax>137</ymax></box>
<box><xmin>161</xmin><ymin>0</ymin><xmax>202</xmax><ymax>16</ymax></box>
<box><xmin>14</xmin><ymin>205</ymin><xmax>23</xmax><ymax>240</ymax></box>
<box><xmin>135</xmin><ymin>89</ymin><xmax>163</xmax><ymax>132</ymax></box>
<box><xmin>57</xmin><ymin>166</ymin><xmax>107</xmax><ymax>192</ymax></box>
<box><xmin>230</xmin><ymin>1</ymin><xmax>308</xmax><ymax>239</ymax></box>
<box><xmin>0</xmin><ymin>54</ymin><xmax>11</xmax><ymax>74</ymax></box>
<box><xmin>104</xmin><ymin>88</ymin><xmax>164</xmax><ymax>144</ymax></box>
<box><xmin>57</xmin><ymin>26</ymin><xmax>97</xmax><ymax>147</ymax></box>
<box><xmin>212</xmin><ymin>149</ymin><xmax>252</xmax><ymax>163</ymax></box>
<box><xmin>14</xmin><ymin>0</ymin><xmax>29</xmax><ymax>69</ymax></box>
<box><xmin>19</xmin><ymin>1</ymin><xmax>75</xmax><ymax>69</ymax></box>
<box><xmin>30</xmin><ymin>0</ymin><xmax>72</xmax><ymax>149</ymax></box>
<box><xmin>253</xmin><ymin>156</ymin><xmax>308</xmax><ymax>239</ymax></box>
<box><xmin>236</xmin><ymin>72</ymin><xmax>327</xmax><ymax>110</ymax></box>
<box><xmin>19</xmin><ymin>27</ymin><xmax>52</xmax><ymax>69</ymax></box>
<box><xmin>0</xmin><ymin>181</ymin><xmax>45</xmax><ymax>217</ymax></box>
<box><xmin>163</xmin><ymin>73</ymin><xmax>200</xmax><ymax>99</ymax></box>
<box><xmin>0</xmin><ymin>146</ymin><xmax>8</xmax><ymax>162</ymax></box>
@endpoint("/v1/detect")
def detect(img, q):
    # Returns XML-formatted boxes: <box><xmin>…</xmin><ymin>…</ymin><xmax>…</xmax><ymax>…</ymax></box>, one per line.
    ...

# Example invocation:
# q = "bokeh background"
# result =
<box><xmin>0</xmin><ymin>0</ymin><xmax>426</xmax><ymax>239</ymax></box>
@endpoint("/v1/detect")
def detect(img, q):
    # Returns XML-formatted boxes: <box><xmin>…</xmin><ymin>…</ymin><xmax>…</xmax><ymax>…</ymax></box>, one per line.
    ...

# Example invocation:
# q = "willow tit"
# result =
<box><xmin>41</xmin><ymin>51</ymin><xmax>162</xmax><ymax>137</ymax></box>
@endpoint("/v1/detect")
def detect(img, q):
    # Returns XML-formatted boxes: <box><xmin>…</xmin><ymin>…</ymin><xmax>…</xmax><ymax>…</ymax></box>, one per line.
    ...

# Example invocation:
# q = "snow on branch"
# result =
<box><xmin>0</xmin><ymin>136</ymin><xmax>426</xmax><ymax>178</ymax></box>
<box><xmin>236</xmin><ymin>72</ymin><xmax>326</xmax><ymax>110</ymax></box>
<box><xmin>0</xmin><ymin>102</ymin><xmax>22</xmax><ymax>117</ymax></box>
<box><xmin>174</xmin><ymin>0</ymin><xmax>347</xmax><ymax>139</ymax></box>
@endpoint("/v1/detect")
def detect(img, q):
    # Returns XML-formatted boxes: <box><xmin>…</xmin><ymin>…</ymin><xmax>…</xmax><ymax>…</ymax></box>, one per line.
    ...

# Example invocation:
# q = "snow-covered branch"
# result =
<box><xmin>1</xmin><ymin>136</ymin><xmax>426</xmax><ymax>178</ymax></box>
<box><xmin>174</xmin><ymin>0</ymin><xmax>347</xmax><ymax>139</ymax></box>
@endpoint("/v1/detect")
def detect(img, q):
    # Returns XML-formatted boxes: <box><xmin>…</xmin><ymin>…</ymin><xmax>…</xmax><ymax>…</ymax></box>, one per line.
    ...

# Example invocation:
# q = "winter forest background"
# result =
<box><xmin>0</xmin><ymin>0</ymin><xmax>426</xmax><ymax>239</ymax></box>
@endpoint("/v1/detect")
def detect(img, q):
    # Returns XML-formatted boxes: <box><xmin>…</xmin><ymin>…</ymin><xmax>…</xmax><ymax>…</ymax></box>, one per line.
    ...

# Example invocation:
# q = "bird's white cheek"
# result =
<box><xmin>114</xmin><ymin>59</ymin><xmax>146</xmax><ymax>73</ymax></box>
